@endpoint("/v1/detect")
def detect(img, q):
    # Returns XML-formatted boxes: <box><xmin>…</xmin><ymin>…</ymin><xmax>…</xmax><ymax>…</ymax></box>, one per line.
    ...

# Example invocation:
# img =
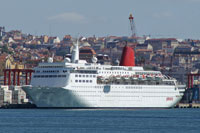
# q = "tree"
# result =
<box><xmin>1</xmin><ymin>45</ymin><xmax>9</xmax><ymax>53</ymax></box>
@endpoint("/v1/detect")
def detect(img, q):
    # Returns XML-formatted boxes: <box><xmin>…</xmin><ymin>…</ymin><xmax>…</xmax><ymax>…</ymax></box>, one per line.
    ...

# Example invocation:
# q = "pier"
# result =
<box><xmin>178</xmin><ymin>73</ymin><xmax>200</xmax><ymax>107</ymax></box>
<box><xmin>176</xmin><ymin>103</ymin><xmax>200</xmax><ymax>108</ymax></box>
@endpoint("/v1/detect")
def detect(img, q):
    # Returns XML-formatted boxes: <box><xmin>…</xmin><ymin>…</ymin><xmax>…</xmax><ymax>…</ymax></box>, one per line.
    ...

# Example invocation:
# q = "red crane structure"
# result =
<box><xmin>3</xmin><ymin>69</ymin><xmax>34</xmax><ymax>86</ymax></box>
<box><xmin>129</xmin><ymin>13</ymin><xmax>137</xmax><ymax>37</ymax></box>
<box><xmin>188</xmin><ymin>73</ymin><xmax>200</xmax><ymax>88</ymax></box>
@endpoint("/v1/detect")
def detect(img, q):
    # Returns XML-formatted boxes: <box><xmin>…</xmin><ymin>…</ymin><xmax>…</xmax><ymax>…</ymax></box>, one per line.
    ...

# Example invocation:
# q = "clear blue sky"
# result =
<box><xmin>0</xmin><ymin>0</ymin><xmax>200</xmax><ymax>39</ymax></box>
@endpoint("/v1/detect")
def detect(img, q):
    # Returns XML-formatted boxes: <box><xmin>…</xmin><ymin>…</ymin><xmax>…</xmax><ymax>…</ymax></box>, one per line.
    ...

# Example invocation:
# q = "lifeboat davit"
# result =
<box><xmin>120</xmin><ymin>46</ymin><xmax>135</xmax><ymax>66</ymax></box>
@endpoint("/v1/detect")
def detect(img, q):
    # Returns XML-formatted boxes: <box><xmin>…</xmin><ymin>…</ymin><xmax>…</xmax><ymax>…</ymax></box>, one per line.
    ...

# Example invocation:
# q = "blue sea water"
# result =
<box><xmin>0</xmin><ymin>109</ymin><xmax>199</xmax><ymax>133</ymax></box>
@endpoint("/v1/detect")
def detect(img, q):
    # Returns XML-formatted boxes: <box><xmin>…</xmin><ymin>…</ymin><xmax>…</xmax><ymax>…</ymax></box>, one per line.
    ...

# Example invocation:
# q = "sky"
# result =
<box><xmin>0</xmin><ymin>0</ymin><xmax>200</xmax><ymax>39</ymax></box>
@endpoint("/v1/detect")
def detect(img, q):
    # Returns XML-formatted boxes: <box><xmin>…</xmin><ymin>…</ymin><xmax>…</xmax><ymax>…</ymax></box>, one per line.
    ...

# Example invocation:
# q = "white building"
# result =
<box><xmin>0</xmin><ymin>85</ymin><xmax>12</xmax><ymax>106</ymax></box>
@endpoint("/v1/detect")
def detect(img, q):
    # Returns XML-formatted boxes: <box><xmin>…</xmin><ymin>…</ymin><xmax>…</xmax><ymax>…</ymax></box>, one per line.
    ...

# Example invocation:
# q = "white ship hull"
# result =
<box><xmin>23</xmin><ymin>85</ymin><xmax>183</xmax><ymax>108</ymax></box>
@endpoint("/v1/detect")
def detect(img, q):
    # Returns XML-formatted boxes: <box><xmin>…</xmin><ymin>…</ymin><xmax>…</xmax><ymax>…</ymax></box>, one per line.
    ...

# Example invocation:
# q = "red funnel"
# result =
<box><xmin>120</xmin><ymin>46</ymin><xmax>135</xmax><ymax>66</ymax></box>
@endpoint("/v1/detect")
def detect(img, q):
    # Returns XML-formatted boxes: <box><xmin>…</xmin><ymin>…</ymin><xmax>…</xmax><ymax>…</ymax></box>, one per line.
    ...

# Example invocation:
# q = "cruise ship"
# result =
<box><xmin>22</xmin><ymin>41</ymin><xmax>185</xmax><ymax>108</ymax></box>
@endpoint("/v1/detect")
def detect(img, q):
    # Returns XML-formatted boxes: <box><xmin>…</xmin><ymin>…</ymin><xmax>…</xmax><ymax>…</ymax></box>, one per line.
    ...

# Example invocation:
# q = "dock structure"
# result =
<box><xmin>187</xmin><ymin>73</ymin><xmax>200</xmax><ymax>88</ymax></box>
<box><xmin>191</xmin><ymin>103</ymin><xmax>200</xmax><ymax>108</ymax></box>
<box><xmin>3</xmin><ymin>69</ymin><xmax>34</xmax><ymax>86</ymax></box>
<box><xmin>179</xmin><ymin>73</ymin><xmax>200</xmax><ymax>104</ymax></box>
<box><xmin>176</xmin><ymin>103</ymin><xmax>200</xmax><ymax>108</ymax></box>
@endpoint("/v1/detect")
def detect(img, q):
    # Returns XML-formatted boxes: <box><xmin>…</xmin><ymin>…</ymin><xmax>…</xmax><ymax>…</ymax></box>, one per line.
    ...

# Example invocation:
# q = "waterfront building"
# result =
<box><xmin>0</xmin><ymin>85</ymin><xmax>12</xmax><ymax>106</ymax></box>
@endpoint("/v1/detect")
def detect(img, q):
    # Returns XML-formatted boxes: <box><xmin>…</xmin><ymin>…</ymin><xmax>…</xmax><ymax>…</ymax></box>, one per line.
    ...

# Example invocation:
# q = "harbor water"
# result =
<box><xmin>0</xmin><ymin>109</ymin><xmax>199</xmax><ymax>133</ymax></box>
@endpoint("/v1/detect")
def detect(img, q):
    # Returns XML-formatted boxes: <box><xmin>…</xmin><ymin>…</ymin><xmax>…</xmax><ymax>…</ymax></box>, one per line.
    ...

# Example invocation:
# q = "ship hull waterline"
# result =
<box><xmin>22</xmin><ymin>86</ymin><xmax>182</xmax><ymax>109</ymax></box>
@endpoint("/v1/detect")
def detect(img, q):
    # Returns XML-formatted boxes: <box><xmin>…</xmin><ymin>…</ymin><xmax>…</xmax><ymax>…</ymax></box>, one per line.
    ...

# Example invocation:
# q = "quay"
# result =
<box><xmin>176</xmin><ymin>103</ymin><xmax>200</xmax><ymax>108</ymax></box>
<box><xmin>0</xmin><ymin>103</ymin><xmax>36</xmax><ymax>109</ymax></box>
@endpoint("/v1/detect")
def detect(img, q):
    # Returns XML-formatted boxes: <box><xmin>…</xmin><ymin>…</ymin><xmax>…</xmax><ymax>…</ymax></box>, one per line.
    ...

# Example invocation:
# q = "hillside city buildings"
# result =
<box><xmin>0</xmin><ymin>26</ymin><xmax>200</xmax><ymax>106</ymax></box>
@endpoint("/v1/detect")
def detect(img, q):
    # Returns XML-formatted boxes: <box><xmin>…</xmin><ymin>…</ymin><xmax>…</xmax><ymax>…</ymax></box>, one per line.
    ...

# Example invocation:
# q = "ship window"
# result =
<box><xmin>90</xmin><ymin>80</ymin><xmax>92</xmax><ymax>83</ymax></box>
<box><xmin>75</xmin><ymin>75</ymin><xmax>78</xmax><ymax>77</ymax></box>
<box><xmin>79</xmin><ymin>75</ymin><xmax>81</xmax><ymax>77</ymax></box>
<box><xmin>83</xmin><ymin>75</ymin><xmax>85</xmax><ymax>77</ymax></box>
<box><xmin>75</xmin><ymin>80</ymin><xmax>78</xmax><ymax>82</ymax></box>
<box><xmin>83</xmin><ymin>80</ymin><xmax>85</xmax><ymax>83</ymax></box>
<box><xmin>86</xmin><ymin>75</ymin><xmax>89</xmax><ymax>77</ymax></box>
<box><xmin>58</xmin><ymin>75</ymin><xmax>62</xmax><ymax>77</ymax></box>
<box><xmin>45</xmin><ymin>75</ymin><xmax>48</xmax><ymax>78</ymax></box>
<box><xmin>93</xmin><ymin>75</ymin><xmax>96</xmax><ymax>78</ymax></box>
<box><xmin>79</xmin><ymin>80</ymin><xmax>81</xmax><ymax>82</ymax></box>
<box><xmin>86</xmin><ymin>80</ymin><xmax>89</xmax><ymax>83</ymax></box>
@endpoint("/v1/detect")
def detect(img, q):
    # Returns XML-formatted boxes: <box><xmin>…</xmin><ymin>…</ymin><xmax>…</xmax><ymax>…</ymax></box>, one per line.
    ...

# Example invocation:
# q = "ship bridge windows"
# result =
<box><xmin>42</xmin><ymin>70</ymin><xmax>59</xmax><ymax>73</ymax></box>
<box><xmin>71</xmin><ymin>70</ymin><xmax>97</xmax><ymax>74</ymax></box>
<box><xmin>33</xmin><ymin>75</ymin><xmax>66</xmax><ymax>78</ymax></box>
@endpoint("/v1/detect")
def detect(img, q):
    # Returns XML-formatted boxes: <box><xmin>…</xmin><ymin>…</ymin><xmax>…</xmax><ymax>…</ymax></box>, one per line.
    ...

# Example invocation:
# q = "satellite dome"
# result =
<box><xmin>115</xmin><ymin>59</ymin><xmax>120</xmax><ymax>66</ymax></box>
<box><xmin>64</xmin><ymin>57</ymin><xmax>71</xmax><ymax>63</ymax></box>
<box><xmin>92</xmin><ymin>56</ymin><xmax>98</xmax><ymax>63</ymax></box>
<box><xmin>47</xmin><ymin>57</ymin><xmax>53</xmax><ymax>63</ymax></box>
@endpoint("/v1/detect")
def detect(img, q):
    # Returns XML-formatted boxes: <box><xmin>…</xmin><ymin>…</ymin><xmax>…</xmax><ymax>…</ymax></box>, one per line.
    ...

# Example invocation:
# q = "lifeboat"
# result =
<box><xmin>115</xmin><ymin>75</ymin><xmax>121</xmax><ymax>80</ymax></box>
<box><xmin>122</xmin><ymin>75</ymin><xmax>129</xmax><ymax>80</ymax></box>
